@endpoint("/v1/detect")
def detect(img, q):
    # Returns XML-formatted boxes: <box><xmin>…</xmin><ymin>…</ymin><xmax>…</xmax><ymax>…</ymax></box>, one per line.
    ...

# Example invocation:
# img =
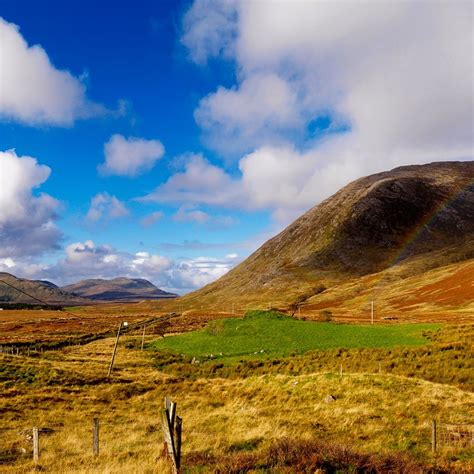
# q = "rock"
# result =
<box><xmin>324</xmin><ymin>395</ymin><xmax>336</xmax><ymax>403</ymax></box>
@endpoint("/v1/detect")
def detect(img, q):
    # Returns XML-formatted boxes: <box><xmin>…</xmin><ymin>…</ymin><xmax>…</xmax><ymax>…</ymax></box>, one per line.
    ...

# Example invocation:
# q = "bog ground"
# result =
<box><xmin>0</xmin><ymin>309</ymin><xmax>473</xmax><ymax>473</ymax></box>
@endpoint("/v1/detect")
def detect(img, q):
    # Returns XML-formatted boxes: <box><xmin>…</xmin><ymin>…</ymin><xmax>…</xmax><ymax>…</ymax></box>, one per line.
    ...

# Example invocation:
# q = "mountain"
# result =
<box><xmin>62</xmin><ymin>277</ymin><xmax>177</xmax><ymax>302</ymax></box>
<box><xmin>34</xmin><ymin>280</ymin><xmax>59</xmax><ymax>289</ymax></box>
<box><xmin>176</xmin><ymin>161</ymin><xmax>474</xmax><ymax>316</ymax></box>
<box><xmin>0</xmin><ymin>272</ymin><xmax>88</xmax><ymax>306</ymax></box>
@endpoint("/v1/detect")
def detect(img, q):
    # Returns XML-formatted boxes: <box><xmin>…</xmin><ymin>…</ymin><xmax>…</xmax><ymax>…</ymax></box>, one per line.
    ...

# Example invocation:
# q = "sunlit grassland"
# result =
<box><xmin>150</xmin><ymin>311</ymin><xmax>440</xmax><ymax>360</ymax></box>
<box><xmin>0</xmin><ymin>318</ymin><xmax>473</xmax><ymax>472</ymax></box>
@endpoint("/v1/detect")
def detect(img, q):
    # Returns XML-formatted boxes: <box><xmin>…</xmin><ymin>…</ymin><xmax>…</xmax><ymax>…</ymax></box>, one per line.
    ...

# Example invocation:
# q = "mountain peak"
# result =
<box><xmin>178</xmin><ymin>161</ymin><xmax>473</xmax><ymax>307</ymax></box>
<box><xmin>62</xmin><ymin>277</ymin><xmax>177</xmax><ymax>301</ymax></box>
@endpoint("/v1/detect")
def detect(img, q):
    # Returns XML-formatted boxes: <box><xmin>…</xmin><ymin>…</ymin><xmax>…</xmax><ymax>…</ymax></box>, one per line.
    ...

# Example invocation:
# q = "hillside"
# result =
<box><xmin>175</xmin><ymin>161</ymin><xmax>474</xmax><ymax>313</ymax></box>
<box><xmin>62</xmin><ymin>277</ymin><xmax>177</xmax><ymax>302</ymax></box>
<box><xmin>0</xmin><ymin>272</ymin><xmax>89</xmax><ymax>306</ymax></box>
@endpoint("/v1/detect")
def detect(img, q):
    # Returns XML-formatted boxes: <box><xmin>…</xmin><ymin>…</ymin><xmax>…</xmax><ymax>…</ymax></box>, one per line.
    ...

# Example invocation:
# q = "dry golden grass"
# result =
<box><xmin>1</xmin><ymin>330</ymin><xmax>473</xmax><ymax>473</ymax></box>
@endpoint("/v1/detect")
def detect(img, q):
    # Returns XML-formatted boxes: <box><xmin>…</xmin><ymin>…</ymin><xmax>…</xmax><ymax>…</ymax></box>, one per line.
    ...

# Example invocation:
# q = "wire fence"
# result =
<box><xmin>437</xmin><ymin>422</ymin><xmax>474</xmax><ymax>449</ymax></box>
<box><xmin>1</xmin><ymin>417</ymin><xmax>473</xmax><ymax>468</ymax></box>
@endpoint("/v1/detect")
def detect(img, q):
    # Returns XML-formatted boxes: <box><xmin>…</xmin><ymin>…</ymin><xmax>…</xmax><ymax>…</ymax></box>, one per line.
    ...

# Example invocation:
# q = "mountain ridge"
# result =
<box><xmin>174</xmin><ymin>161</ymin><xmax>474</xmax><ymax>312</ymax></box>
<box><xmin>62</xmin><ymin>277</ymin><xmax>177</xmax><ymax>301</ymax></box>
<box><xmin>0</xmin><ymin>272</ymin><xmax>89</xmax><ymax>306</ymax></box>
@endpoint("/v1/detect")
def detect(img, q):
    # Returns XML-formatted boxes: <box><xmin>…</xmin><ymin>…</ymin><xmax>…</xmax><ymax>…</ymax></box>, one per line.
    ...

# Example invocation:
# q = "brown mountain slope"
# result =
<box><xmin>0</xmin><ymin>272</ymin><xmax>90</xmax><ymax>306</ymax></box>
<box><xmin>176</xmin><ymin>161</ymin><xmax>473</xmax><ymax>310</ymax></box>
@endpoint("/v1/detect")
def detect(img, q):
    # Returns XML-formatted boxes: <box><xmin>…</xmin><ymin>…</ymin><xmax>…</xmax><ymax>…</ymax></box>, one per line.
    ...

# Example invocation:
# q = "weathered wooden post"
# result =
<box><xmin>141</xmin><ymin>325</ymin><xmax>146</xmax><ymax>351</ymax></box>
<box><xmin>161</xmin><ymin>408</ymin><xmax>177</xmax><ymax>473</ymax></box>
<box><xmin>175</xmin><ymin>416</ymin><xmax>182</xmax><ymax>470</ymax></box>
<box><xmin>93</xmin><ymin>417</ymin><xmax>99</xmax><ymax>456</ymax></box>
<box><xmin>161</xmin><ymin>397</ymin><xmax>182</xmax><ymax>473</ymax></box>
<box><xmin>107</xmin><ymin>322</ymin><xmax>123</xmax><ymax>377</ymax></box>
<box><xmin>432</xmin><ymin>419</ymin><xmax>437</xmax><ymax>452</ymax></box>
<box><xmin>32</xmin><ymin>427</ymin><xmax>40</xmax><ymax>462</ymax></box>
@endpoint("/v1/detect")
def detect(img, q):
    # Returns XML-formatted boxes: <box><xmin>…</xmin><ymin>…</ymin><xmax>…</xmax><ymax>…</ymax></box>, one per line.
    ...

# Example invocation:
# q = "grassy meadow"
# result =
<box><xmin>0</xmin><ymin>311</ymin><xmax>473</xmax><ymax>473</ymax></box>
<box><xmin>151</xmin><ymin>311</ymin><xmax>440</xmax><ymax>360</ymax></box>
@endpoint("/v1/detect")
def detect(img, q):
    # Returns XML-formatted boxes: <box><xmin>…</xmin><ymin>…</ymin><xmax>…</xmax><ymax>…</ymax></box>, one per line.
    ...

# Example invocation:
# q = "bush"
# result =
<box><xmin>320</xmin><ymin>310</ymin><xmax>333</xmax><ymax>322</ymax></box>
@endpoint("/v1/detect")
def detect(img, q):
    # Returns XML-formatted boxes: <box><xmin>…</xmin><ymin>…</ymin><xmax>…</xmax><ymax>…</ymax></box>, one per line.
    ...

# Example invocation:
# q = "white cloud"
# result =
<box><xmin>141</xmin><ymin>153</ymin><xmax>240</xmax><ymax>206</ymax></box>
<box><xmin>181</xmin><ymin>0</ymin><xmax>237</xmax><ymax>64</ymax></box>
<box><xmin>173</xmin><ymin>204</ymin><xmax>236</xmax><ymax>228</ymax></box>
<box><xmin>0</xmin><ymin>18</ymin><xmax>105</xmax><ymax>126</ymax></box>
<box><xmin>180</xmin><ymin>1</ymin><xmax>473</xmax><ymax>218</ymax></box>
<box><xmin>86</xmin><ymin>192</ymin><xmax>129</xmax><ymax>223</ymax></box>
<box><xmin>99</xmin><ymin>134</ymin><xmax>165</xmax><ymax>177</ymax></box>
<box><xmin>173</xmin><ymin>204</ymin><xmax>210</xmax><ymax>224</ymax></box>
<box><xmin>0</xmin><ymin>149</ymin><xmax>62</xmax><ymax>257</ymax></box>
<box><xmin>168</xmin><ymin>254</ymin><xmax>239</xmax><ymax>292</ymax></box>
<box><xmin>140</xmin><ymin>146</ymin><xmax>361</xmax><ymax>224</ymax></box>
<box><xmin>0</xmin><ymin>257</ymin><xmax>15</xmax><ymax>268</ymax></box>
<box><xmin>195</xmin><ymin>73</ymin><xmax>302</xmax><ymax>156</ymax></box>
<box><xmin>5</xmin><ymin>240</ymin><xmax>240</xmax><ymax>294</ymax></box>
<box><xmin>140</xmin><ymin>211</ymin><xmax>164</xmax><ymax>227</ymax></box>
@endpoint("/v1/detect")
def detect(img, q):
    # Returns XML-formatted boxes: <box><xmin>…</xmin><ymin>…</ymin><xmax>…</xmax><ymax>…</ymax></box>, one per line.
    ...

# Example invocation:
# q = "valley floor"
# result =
<box><xmin>1</xmin><ymin>318</ymin><xmax>473</xmax><ymax>473</ymax></box>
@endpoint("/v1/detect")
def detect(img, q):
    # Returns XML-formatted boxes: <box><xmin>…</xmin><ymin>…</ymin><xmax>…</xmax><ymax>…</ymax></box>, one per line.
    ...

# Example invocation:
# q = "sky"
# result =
<box><xmin>0</xmin><ymin>0</ymin><xmax>472</xmax><ymax>294</ymax></box>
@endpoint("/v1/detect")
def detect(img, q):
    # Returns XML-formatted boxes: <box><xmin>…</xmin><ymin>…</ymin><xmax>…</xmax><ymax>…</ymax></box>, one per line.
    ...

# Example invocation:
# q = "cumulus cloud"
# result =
<box><xmin>173</xmin><ymin>204</ymin><xmax>236</xmax><ymax>228</ymax></box>
<box><xmin>195</xmin><ymin>73</ymin><xmax>302</xmax><ymax>156</ymax></box>
<box><xmin>4</xmin><ymin>240</ymin><xmax>240</xmax><ymax>293</ymax></box>
<box><xmin>0</xmin><ymin>18</ymin><xmax>105</xmax><ymax>126</ymax></box>
<box><xmin>86</xmin><ymin>192</ymin><xmax>129</xmax><ymax>223</ymax></box>
<box><xmin>141</xmin><ymin>153</ymin><xmax>240</xmax><ymax>206</ymax></box>
<box><xmin>140</xmin><ymin>146</ymin><xmax>360</xmax><ymax>224</ymax></box>
<box><xmin>181</xmin><ymin>0</ymin><xmax>237</xmax><ymax>64</ymax></box>
<box><xmin>179</xmin><ymin>0</ymin><xmax>473</xmax><ymax>220</ymax></box>
<box><xmin>140</xmin><ymin>211</ymin><xmax>164</xmax><ymax>227</ymax></box>
<box><xmin>99</xmin><ymin>134</ymin><xmax>165</xmax><ymax>177</ymax></box>
<box><xmin>0</xmin><ymin>149</ymin><xmax>62</xmax><ymax>257</ymax></box>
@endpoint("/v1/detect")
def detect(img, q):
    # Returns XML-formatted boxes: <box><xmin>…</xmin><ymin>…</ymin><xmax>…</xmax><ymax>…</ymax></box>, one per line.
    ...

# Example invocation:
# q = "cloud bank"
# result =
<box><xmin>171</xmin><ymin>0</ymin><xmax>474</xmax><ymax>223</ymax></box>
<box><xmin>0</xmin><ymin>240</ymin><xmax>240</xmax><ymax>293</ymax></box>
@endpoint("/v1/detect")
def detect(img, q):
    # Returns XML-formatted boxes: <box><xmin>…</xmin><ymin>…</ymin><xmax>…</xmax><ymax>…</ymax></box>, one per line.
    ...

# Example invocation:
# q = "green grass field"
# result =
<box><xmin>151</xmin><ymin>311</ymin><xmax>440</xmax><ymax>359</ymax></box>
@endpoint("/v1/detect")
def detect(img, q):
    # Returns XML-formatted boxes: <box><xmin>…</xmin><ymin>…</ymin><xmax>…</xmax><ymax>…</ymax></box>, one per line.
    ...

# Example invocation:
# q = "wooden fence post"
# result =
<box><xmin>161</xmin><ymin>397</ymin><xmax>182</xmax><ymax>473</ymax></box>
<box><xmin>93</xmin><ymin>418</ymin><xmax>99</xmax><ymax>456</ymax></box>
<box><xmin>175</xmin><ymin>416</ymin><xmax>182</xmax><ymax>470</ymax></box>
<box><xmin>32</xmin><ymin>427</ymin><xmax>39</xmax><ymax>462</ymax></box>
<box><xmin>107</xmin><ymin>322</ymin><xmax>122</xmax><ymax>377</ymax></box>
<box><xmin>141</xmin><ymin>325</ymin><xmax>146</xmax><ymax>351</ymax></box>
<box><xmin>161</xmin><ymin>408</ymin><xmax>178</xmax><ymax>473</ymax></box>
<box><xmin>432</xmin><ymin>419</ymin><xmax>437</xmax><ymax>453</ymax></box>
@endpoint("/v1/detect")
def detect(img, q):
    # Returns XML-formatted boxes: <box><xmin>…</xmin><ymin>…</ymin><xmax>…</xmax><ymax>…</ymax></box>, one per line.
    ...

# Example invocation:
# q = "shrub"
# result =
<box><xmin>320</xmin><ymin>310</ymin><xmax>333</xmax><ymax>322</ymax></box>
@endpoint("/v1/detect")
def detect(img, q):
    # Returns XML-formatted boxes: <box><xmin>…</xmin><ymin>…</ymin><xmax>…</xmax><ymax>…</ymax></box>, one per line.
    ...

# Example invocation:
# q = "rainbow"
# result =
<box><xmin>366</xmin><ymin>177</ymin><xmax>474</xmax><ymax>307</ymax></box>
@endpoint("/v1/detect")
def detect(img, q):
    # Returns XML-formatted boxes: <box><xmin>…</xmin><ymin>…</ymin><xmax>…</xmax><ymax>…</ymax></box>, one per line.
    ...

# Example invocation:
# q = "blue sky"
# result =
<box><xmin>0</xmin><ymin>1</ymin><xmax>472</xmax><ymax>292</ymax></box>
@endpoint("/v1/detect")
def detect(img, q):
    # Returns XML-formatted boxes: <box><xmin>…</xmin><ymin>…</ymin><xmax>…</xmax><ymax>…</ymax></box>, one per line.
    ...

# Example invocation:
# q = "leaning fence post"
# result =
<box><xmin>432</xmin><ymin>419</ymin><xmax>437</xmax><ymax>452</ymax></box>
<box><xmin>175</xmin><ymin>416</ymin><xmax>182</xmax><ymax>470</ymax></box>
<box><xmin>141</xmin><ymin>325</ymin><xmax>146</xmax><ymax>350</ymax></box>
<box><xmin>161</xmin><ymin>408</ymin><xmax>178</xmax><ymax>473</ymax></box>
<box><xmin>107</xmin><ymin>322</ymin><xmax>122</xmax><ymax>377</ymax></box>
<box><xmin>32</xmin><ymin>427</ymin><xmax>40</xmax><ymax>462</ymax></box>
<box><xmin>93</xmin><ymin>417</ymin><xmax>99</xmax><ymax>456</ymax></box>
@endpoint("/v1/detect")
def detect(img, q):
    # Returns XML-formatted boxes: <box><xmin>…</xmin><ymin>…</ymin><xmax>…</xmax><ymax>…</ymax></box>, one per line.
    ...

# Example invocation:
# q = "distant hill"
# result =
<box><xmin>174</xmin><ymin>161</ymin><xmax>474</xmax><ymax>315</ymax></box>
<box><xmin>34</xmin><ymin>280</ymin><xmax>59</xmax><ymax>289</ymax></box>
<box><xmin>62</xmin><ymin>277</ymin><xmax>177</xmax><ymax>302</ymax></box>
<box><xmin>0</xmin><ymin>272</ymin><xmax>89</xmax><ymax>306</ymax></box>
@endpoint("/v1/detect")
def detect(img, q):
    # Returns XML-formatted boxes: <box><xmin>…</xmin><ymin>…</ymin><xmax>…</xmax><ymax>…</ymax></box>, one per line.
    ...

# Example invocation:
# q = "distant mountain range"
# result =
<box><xmin>0</xmin><ymin>272</ymin><xmax>89</xmax><ymax>306</ymax></box>
<box><xmin>0</xmin><ymin>273</ymin><xmax>177</xmax><ymax>306</ymax></box>
<box><xmin>62</xmin><ymin>277</ymin><xmax>177</xmax><ymax>302</ymax></box>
